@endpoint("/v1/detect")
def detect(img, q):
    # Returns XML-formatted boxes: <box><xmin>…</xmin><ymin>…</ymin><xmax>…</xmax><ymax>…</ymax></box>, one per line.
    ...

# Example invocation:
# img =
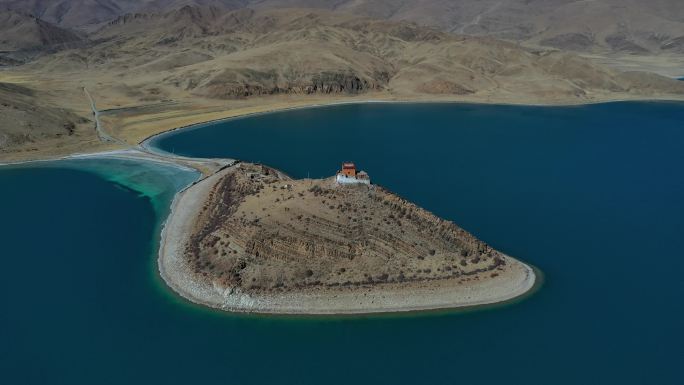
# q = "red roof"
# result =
<box><xmin>342</xmin><ymin>162</ymin><xmax>356</xmax><ymax>169</ymax></box>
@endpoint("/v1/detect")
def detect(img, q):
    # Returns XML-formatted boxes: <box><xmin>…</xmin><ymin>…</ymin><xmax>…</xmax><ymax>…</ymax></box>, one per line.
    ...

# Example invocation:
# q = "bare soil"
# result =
<box><xmin>188</xmin><ymin>163</ymin><xmax>513</xmax><ymax>295</ymax></box>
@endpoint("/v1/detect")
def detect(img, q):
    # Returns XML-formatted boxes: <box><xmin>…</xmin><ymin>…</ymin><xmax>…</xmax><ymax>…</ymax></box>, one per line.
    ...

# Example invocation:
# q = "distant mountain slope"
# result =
<box><xmin>0</xmin><ymin>10</ymin><xmax>84</xmax><ymax>64</ymax></box>
<box><xmin>254</xmin><ymin>0</ymin><xmax>684</xmax><ymax>55</ymax></box>
<box><xmin>0</xmin><ymin>0</ymin><xmax>141</xmax><ymax>27</ymax></box>
<box><xmin>0</xmin><ymin>0</ymin><xmax>247</xmax><ymax>27</ymax></box>
<box><xmin>25</xmin><ymin>6</ymin><xmax>684</xmax><ymax>102</ymax></box>
<box><xmin>0</xmin><ymin>10</ymin><xmax>82</xmax><ymax>51</ymax></box>
<box><xmin>2</xmin><ymin>0</ymin><xmax>682</xmax><ymax>55</ymax></box>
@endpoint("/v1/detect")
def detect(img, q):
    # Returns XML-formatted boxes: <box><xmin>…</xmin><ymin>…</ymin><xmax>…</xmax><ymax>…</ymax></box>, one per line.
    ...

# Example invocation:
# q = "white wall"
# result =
<box><xmin>336</xmin><ymin>174</ymin><xmax>371</xmax><ymax>185</ymax></box>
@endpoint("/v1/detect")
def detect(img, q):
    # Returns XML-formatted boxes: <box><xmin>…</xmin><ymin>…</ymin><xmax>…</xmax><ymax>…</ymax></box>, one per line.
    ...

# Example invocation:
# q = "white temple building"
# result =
<box><xmin>335</xmin><ymin>162</ymin><xmax>371</xmax><ymax>185</ymax></box>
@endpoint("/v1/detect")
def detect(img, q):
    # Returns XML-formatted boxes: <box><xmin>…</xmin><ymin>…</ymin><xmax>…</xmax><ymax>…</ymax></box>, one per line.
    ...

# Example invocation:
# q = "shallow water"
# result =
<box><xmin>3</xmin><ymin>102</ymin><xmax>684</xmax><ymax>384</ymax></box>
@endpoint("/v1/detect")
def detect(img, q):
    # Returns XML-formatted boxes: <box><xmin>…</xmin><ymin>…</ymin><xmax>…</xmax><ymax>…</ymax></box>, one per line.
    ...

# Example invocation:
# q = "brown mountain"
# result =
<box><xmin>70</xmin><ymin>7</ymin><xmax>684</xmax><ymax>97</ymax></box>
<box><xmin>0</xmin><ymin>0</ymin><xmax>247</xmax><ymax>27</ymax></box>
<box><xmin>0</xmin><ymin>10</ymin><xmax>84</xmax><ymax>64</ymax></box>
<box><xmin>10</xmin><ymin>6</ymin><xmax>684</xmax><ymax>107</ymax></box>
<box><xmin>2</xmin><ymin>0</ymin><xmax>682</xmax><ymax>55</ymax></box>
<box><xmin>279</xmin><ymin>0</ymin><xmax>684</xmax><ymax>54</ymax></box>
<box><xmin>0</xmin><ymin>0</ymin><xmax>142</xmax><ymax>27</ymax></box>
<box><xmin>0</xmin><ymin>82</ymin><xmax>91</xmax><ymax>153</ymax></box>
<box><xmin>0</xmin><ymin>10</ymin><xmax>82</xmax><ymax>50</ymax></box>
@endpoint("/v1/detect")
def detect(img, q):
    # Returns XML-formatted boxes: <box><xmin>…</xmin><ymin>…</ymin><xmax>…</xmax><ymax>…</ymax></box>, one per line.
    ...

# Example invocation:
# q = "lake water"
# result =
<box><xmin>3</xmin><ymin>102</ymin><xmax>684</xmax><ymax>384</ymax></box>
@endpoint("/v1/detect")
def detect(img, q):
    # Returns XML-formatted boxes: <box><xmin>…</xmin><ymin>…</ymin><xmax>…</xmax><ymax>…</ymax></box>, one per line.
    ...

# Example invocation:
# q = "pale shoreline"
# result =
<box><xmin>158</xmin><ymin>167</ymin><xmax>537</xmax><ymax>315</ymax></box>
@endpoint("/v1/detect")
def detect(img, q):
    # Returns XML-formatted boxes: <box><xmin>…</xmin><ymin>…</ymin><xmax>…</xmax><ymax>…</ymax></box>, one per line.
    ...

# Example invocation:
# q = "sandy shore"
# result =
<box><xmin>159</xmin><ymin>167</ymin><xmax>536</xmax><ymax>315</ymax></box>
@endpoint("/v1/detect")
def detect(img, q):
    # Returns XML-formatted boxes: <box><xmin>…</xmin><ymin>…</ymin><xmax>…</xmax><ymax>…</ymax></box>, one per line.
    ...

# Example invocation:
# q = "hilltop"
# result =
<box><xmin>160</xmin><ymin>162</ymin><xmax>535</xmax><ymax>313</ymax></box>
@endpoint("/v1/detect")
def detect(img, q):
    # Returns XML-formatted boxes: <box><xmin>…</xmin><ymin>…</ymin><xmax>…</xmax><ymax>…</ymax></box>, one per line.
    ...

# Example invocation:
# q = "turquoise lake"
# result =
<box><xmin>3</xmin><ymin>102</ymin><xmax>684</xmax><ymax>384</ymax></box>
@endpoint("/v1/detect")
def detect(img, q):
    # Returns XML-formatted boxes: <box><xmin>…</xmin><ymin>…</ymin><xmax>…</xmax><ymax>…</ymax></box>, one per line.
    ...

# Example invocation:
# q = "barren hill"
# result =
<box><xmin>0</xmin><ymin>10</ymin><xmax>84</xmax><ymax>63</ymax></box>
<box><xmin>0</xmin><ymin>82</ymin><xmax>91</xmax><ymax>153</ymax></box>
<box><xmin>255</xmin><ymin>0</ymin><xmax>684</xmax><ymax>56</ymax></box>
<box><xmin>0</xmin><ymin>0</ymin><xmax>148</xmax><ymax>28</ymax></box>
<box><xmin>3</xmin><ymin>0</ymin><xmax>682</xmax><ymax>56</ymax></box>
<box><xmin>160</xmin><ymin>162</ymin><xmax>535</xmax><ymax>313</ymax></box>
<box><xmin>25</xmin><ymin>7</ymin><xmax>684</xmax><ymax>101</ymax></box>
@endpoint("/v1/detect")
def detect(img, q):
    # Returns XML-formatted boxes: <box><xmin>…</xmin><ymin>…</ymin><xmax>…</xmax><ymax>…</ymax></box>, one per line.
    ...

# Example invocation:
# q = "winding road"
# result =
<box><xmin>83</xmin><ymin>87</ymin><xmax>126</xmax><ymax>145</ymax></box>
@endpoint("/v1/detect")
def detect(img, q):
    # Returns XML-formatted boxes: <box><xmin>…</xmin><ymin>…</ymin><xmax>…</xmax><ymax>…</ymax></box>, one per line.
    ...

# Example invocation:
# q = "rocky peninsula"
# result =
<box><xmin>159</xmin><ymin>162</ymin><xmax>535</xmax><ymax>314</ymax></box>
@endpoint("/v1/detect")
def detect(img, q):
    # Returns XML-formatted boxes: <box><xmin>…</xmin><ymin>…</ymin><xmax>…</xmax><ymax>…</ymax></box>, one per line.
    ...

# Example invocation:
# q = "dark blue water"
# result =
<box><xmin>3</xmin><ymin>102</ymin><xmax>684</xmax><ymax>384</ymax></box>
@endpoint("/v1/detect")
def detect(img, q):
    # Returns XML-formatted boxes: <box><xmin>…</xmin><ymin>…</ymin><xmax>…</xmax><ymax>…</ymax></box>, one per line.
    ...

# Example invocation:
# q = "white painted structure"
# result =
<box><xmin>336</xmin><ymin>162</ymin><xmax>371</xmax><ymax>185</ymax></box>
<box><xmin>336</xmin><ymin>173</ymin><xmax>371</xmax><ymax>185</ymax></box>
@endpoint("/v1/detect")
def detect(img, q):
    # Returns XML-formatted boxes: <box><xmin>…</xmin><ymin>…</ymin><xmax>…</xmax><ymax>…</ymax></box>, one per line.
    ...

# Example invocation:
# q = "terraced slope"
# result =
<box><xmin>186</xmin><ymin>163</ymin><xmax>517</xmax><ymax>294</ymax></box>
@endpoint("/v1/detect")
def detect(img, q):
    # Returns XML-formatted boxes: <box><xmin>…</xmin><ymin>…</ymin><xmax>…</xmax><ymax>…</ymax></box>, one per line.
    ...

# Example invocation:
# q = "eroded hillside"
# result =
<box><xmin>186</xmin><ymin>163</ymin><xmax>515</xmax><ymax>294</ymax></box>
<box><xmin>21</xmin><ymin>7</ymin><xmax>684</xmax><ymax>102</ymax></box>
<box><xmin>0</xmin><ymin>82</ymin><xmax>93</xmax><ymax>154</ymax></box>
<box><xmin>3</xmin><ymin>0</ymin><xmax>682</xmax><ymax>56</ymax></box>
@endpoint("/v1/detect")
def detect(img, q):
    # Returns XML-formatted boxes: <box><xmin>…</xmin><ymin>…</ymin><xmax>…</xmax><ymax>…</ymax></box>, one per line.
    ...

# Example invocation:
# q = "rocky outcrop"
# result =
<box><xmin>309</xmin><ymin>71</ymin><xmax>379</xmax><ymax>94</ymax></box>
<box><xmin>200</xmin><ymin>70</ymin><xmax>388</xmax><ymax>99</ymax></box>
